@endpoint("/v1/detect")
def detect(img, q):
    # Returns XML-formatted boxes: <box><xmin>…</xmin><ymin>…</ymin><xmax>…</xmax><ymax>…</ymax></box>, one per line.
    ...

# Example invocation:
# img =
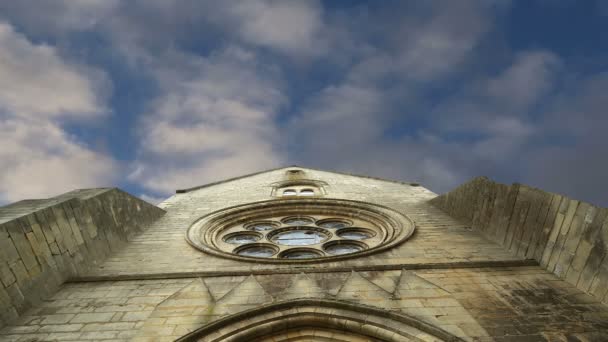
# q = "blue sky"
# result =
<box><xmin>0</xmin><ymin>0</ymin><xmax>607</xmax><ymax>206</ymax></box>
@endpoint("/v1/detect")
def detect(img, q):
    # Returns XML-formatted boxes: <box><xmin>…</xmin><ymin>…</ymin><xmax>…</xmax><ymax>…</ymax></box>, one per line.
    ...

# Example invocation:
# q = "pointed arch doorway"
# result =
<box><xmin>176</xmin><ymin>299</ymin><xmax>464</xmax><ymax>342</ymax></box>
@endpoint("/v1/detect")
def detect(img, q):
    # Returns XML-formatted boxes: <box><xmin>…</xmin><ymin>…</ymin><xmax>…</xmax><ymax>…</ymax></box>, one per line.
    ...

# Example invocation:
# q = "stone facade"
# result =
<box><xmin>0</xmin><ymin>167</ymin><xmax>606</xmax><ymax>341</ymax></box>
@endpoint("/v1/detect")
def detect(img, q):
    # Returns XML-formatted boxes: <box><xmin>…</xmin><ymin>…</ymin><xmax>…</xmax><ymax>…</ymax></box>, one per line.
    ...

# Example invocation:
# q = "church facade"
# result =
<box><xmin>0</xmin><ymin>167</ymin><xmax>607</xmax><ymax>341</ymax></box>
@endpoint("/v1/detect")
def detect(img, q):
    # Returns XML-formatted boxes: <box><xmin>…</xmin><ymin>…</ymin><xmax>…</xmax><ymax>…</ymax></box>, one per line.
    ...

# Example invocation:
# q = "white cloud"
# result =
<box><xmin>337</xmin><ymin>1</ymin><xmax>501</xmax><ymax>85</ymax></box>
<box><xmin>0</xmin><ymin>1</ymin><xmax>118</xmax><ymax>35</ymax></box>
<box><xmin>31</xmin><ymin>0</ymin><xmax>326</xmax><ymax>62</ymax></box>
<box><xmin>395</xmin><ymin>1</ymin><xmax>496</xmax><ymax>81</ymax></box>
<box><xmin>540</xmin><ymin>72</ymin><xmax>608</xmax><ymax>138</ymax></box>
<box><xmin>288</xmin><ymin>45</ymin><xmax>561</xmax><ymax>193</ymax></box>
<box><xmin>227</xmin><ymin>0</ymin><xmax>325</xmax><ymax>56</ymax></box>
<box><xmin>0</xmin><ymin>21</ymin><xmax>116</xmax><ymax>203</ymax></box>
<box><xmin>0</xmin><ymin>21</ymin><xmax>107</xmax><ymax>119</ymax></box>
<box><xmin>0</xmin><ymin>119</ymin><xmax>117</xmax><ymax>203</ymax></box>
<box><xmin>486</xmin><ymin>51</ymin><xmax>561</xmax><ymax>109</ymax></box>
<box><xmin>469</xmin><ymin>117</ymin><xmax>535</xmax><ymax>161</ymax></box>
<box><xmin>2</xmin><ymin>0</ymin><xmax>605</xmax><ymax>207</ymax></box>
<box><xmin>433</xmin><ymin>50</ymin><xmax>561</xmax><ymax>133</ymax></box>
<box><xmin>284</xmin><ymin>1</ymin><xmax>506</xmax><ymax>190</ymax></box>
<box><xmin>291</xmin><ymin>84</ymin><xmax>386</xmax><ymax>150</ymax></box>
<box><xmin>129</xmin><ymin>48</ymin><xmax>286</xmax><ymax>194</ymax></box>
<box><xmin>287</xmin><ymin>82</ymin><xmax>465</xmax><ymax>192</ymax></box>
<box><xmin>138</xmin><ymin>193</ymin><xmax>167</xmax><ymax>205</ymax></box>
<box><xmin>517</xmin><ymin>72</ymin><xmax>608</xmax><ymax>206</ymax></box>
<box><xmin>130</xmin><ymin>146</ymin><xmax>281</xmax><ymax>195</ymax></box>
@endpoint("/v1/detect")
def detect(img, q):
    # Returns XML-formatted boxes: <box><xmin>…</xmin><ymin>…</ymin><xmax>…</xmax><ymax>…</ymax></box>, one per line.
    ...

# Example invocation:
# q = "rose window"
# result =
<box><xmin>186</xmin><ymin>198</ymin><xmax>415</xmax><ymax>263</ymax></box>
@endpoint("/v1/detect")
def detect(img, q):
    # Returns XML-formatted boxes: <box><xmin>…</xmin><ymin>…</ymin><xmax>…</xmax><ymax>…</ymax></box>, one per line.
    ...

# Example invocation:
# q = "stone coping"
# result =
<box><xmin>430</xmin><ymin>176</ymin><xmax>608</xmax><ymax>306</ymax></box>
<box><xmin>68</xmin><ymin>259</ymin><xmax>537</xmax><ymax>282</ymax></box>
<box><xmin>0</xmin><ymin>188</ymin><xmax>165</xmax><ymax>328</ymax></box>
<box><xmin>175</xmin><ymin>165</ymin><xmax>421</xmax><ymax>194</ymax></box>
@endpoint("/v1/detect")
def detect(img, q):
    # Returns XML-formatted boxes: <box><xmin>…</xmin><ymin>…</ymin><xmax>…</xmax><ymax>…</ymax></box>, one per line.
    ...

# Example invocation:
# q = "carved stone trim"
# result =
<box><xmin>175</xmin><ymin>298</ymin><xmax>464</xmax><ymax>342</ymax></box>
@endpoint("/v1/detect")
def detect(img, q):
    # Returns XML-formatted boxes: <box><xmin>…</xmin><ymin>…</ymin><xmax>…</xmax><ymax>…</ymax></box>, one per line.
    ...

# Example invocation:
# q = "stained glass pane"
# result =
<box><xmin>246</xmin><ymin>222</ymin><xmax>278</xmax><ymax>231</ymax></box>
<box><xmin>271</xmin><ymin>230</ymin><xmax>328</xmax><ymax>246</ymax></box>
<box><xmin>282</xmin><ymin>217</ymin><xmax>314</xmax><ymax>225</ymax></box>
<box><xmin>317</xmin><ymin>220</ymin><xmax>351</xmax><ymax>229</ymax></box>
<box><xmin>325</xmin><ymin>243</ymin><xmax>364</xmax><ymax>255</ymax></box>
<box><xmin>225</xmin><ymin>233</ymin><xmax>260</xmax><ymax>244</ymax></box>
<box><xmin>337</xmin><ymin>229</ymin><xmax>373</xmax><ymax>240</ymax></box>
<box><xmin>281</xmin><ymin>249</ymin><xmax>322</xmax><ymax>259</ymax></box>
<box><xmin>236</xmin><ymin>245</ymin><xmax>276</xmax><ymax>258</ymax></box>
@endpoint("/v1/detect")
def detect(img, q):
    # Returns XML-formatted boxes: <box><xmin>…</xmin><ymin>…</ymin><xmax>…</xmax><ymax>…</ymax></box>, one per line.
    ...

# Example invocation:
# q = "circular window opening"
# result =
<box><xmin>336</xmin><ymin>228</ymin><xmax>375</xmax><ymax>240</ymax></box>
<box><xmin>235</xmin><ymin>244</ymin><xmax>278</xmax><ymax>258</ymax></box>
<box><xmin>316</xmin><ymin>218</ymin><xmax>352</xmax><ymax>229</ymax></box>
<box><xmin>282</xmin><ymin>216</ymin><xmax>315</xmax><ymax>226</ymax></box>
<box><xmin>269</xmin><ymin>227</ymin><xmax>330</xmax><ymax>246</ymax></box>
<box><xmin>279</xmin><ymin>248</ymin><xmax>323</xmax><ymax>259</ymax></box>
<box><xmin>224</xmin><ymin>232</ymin><xmax>262</xmax><ymax>244</ymax></box>
<box><xmin>186</xmin><ymin>199</ymin><xmax>415</xmax><ymax>263</ymax></box>
<box><xmin>324</xmin><ymin>241</ymin><xmax>367</xmax><ymax>255</ymax></box>
<box><xmin>245</xmin><ymin>221</ymin><xmax>280</xmax><ymax>231</ymax></box>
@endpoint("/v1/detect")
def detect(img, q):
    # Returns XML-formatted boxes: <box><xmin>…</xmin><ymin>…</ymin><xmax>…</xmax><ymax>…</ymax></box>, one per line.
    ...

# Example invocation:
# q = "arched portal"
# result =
<box><xmin>176</xmin><ymin>299</ymin><xmax>464</xmax><ymax>342</ymax></box>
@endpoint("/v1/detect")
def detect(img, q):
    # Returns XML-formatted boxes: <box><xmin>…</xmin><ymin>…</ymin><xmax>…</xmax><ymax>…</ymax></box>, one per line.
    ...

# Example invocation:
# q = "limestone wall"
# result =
<box><xmin>1</xmin><ymin>267</ymin><xmax>607</xmax><ymax>341</ymax></box>
<box><xmin>75</xmin><ymin>168</ymin><xmax>524</xmax><ymax>279</ymax></box>
<box><xmin>0</xmin><ymin>189</ymin><xmax>165</xmax><ymax>328</ymax></box>
<box><xmin>430</xmin><ymin>176</ymin><xmax>608</xmax><ymax>305</ymax></box>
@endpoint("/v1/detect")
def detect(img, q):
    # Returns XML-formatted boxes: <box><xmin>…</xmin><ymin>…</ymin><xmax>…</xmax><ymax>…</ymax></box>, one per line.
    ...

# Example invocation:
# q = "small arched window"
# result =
<box><xmin>282</xmin><ymin>189</ymin><xmax>297</xmax><ymax>196</ymax></box>
<box><xmin>280</xmin><ymin>187</ymin><xmax>318</xmax><ymax>197</ymax></box>
<box><xmin>271</xmin><ymin>180</ymin><xmax>327</xmax><ymax>198</ymax></box>
<box><xmin>299</xmin><ymin>189</ymin><xmax>315</xmax><ymax>196</ymax></box>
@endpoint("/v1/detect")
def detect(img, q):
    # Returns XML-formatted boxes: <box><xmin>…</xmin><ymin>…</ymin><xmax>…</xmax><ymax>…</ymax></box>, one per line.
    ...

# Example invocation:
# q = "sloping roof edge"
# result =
<box><xmin>174</xmin><ymin>165</ymin><xmax>421</xmax><ymax>194</ymax></box>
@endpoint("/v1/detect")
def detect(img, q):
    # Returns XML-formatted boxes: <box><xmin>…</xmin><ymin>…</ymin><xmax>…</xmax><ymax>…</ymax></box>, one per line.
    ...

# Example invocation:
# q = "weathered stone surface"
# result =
<box><xmin>0</xmin><ymin>188</ymin><xmax>165</xmax><ymax>328</ymax></box>
<box><xmin>337</xmin><ymin>271</ymin><xmax>392</xmax><ymax>303</ymax></box>
<box><xmin>0</xmin><ymin>263</ymin><xmax>16</xmax><ymax>287</ymax></box>
<box><xmin>215</xmin><ymin>275</ymin><xmax>272</xmax><ymax>314</ymax></box>
<box><xmin>5</xmin><ymin>222</ymin><xmax>38</xmax><ymax>272</ymax></box>
<box><xmin>276</xmin><ymin>273</ymin><xmax>325</xmax><ymax>300</ymax></box>
<box><xmin>8</xmin><ymin>261</ymin><xmax>28</xmax><ymax>285</ymax></box>
<box><xmin>359</xmin><ymin>269</ymin><xmax>401</xmax><ymax>294</ymax></box>
<box><xmin>534</xmin><ymin>194</ymin><xmax>562</xmax><ymax>262</ymax></box>
<box><xmin>523</xmin><ymin>190</ymin><xmax>552</xmax><ymax>259</ymax></box>
<box><xmin>70</xmin><ymin>312</ymin><xmax>115</xmax><ymax>323</ymax></box>
<box><xmin>0</xmin><ymin>228</ymin><xmax>20</xmax><ymax>264</ymax></box>
<box><xmin>430</xmin><ymin>175</ymin><xmax>608</xmax><ymax>307</ymax></box>
<box><xmin>41</xmin><ymin>313</ymin><xmax>76</xmax><ymax>325</ymax></box>
<box><xmin>548</xmin><ymin>199</ymin><xmax>580</xmax><ymax>275</ymax></box>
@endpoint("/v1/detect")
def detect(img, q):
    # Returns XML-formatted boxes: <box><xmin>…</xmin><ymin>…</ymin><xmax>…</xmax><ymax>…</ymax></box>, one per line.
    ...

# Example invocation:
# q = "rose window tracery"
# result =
<box><xmin>186</xmin><ymin>198</ymin><xmax>415</xmax><ymax>263</ymax></box>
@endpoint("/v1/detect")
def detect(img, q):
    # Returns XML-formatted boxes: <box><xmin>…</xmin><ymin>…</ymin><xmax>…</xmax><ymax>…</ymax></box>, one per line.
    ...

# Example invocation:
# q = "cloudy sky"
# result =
<box><xmin>0</xmin><ymin>0</ymin><xmax>607</xmax><ymax>206</ymax></box>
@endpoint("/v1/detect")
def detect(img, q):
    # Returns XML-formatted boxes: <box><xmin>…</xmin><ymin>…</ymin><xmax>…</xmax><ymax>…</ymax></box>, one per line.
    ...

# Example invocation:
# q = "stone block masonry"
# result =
<box><xmin>430</xmin><ymin>176</ymin><xmax>608</xmax><ymax>306</ymax></box>
<box><xmin>1</xmin><ymin>267</ymin><xmax>607</xmax><ymax>341</ymax></box>
<box><xmin>0</xmin><ymin>188</ymin><xmax>165</xmax><ymax>328</ymax></box>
